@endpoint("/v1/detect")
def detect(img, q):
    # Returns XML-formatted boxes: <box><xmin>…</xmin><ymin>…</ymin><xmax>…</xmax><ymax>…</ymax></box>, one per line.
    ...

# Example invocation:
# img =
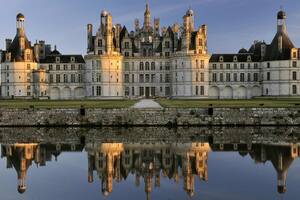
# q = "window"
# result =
<box><xmin>240</xmin><ymin>64</ymin><xmax>244</xmax><ymax>69</ymax></box>
<box><xmin>125</xmin><ymin>87</ymin><xmax>130</xmax><ymax>96</ymax></box>
<box><xmin>151</xmin><ymin>74</ymin><xmax>155</xmax><ymax>83</ymax></box>
<box><xmin>71</xmin><ymin>65</ymin><xmax>75</xmax><ymax>70</ymax></box>
<box><xmin>293</xmin><ymin>71</ymin><xmax>297</xmax><ymax>80</ymax></box>
<box><xmin>212</xmin><ymin>64</ymin><xmax>217</xmax><ymax>69</ymax></box>
<box><xmin>267</xmin><ymin>63</ymin><xmax>270</xmax><ymax>68</ymax></box>
<box><xmin>254</xmin><ymin>63</ymin><xmax>258</xmax><ymax>69</ymax></box>
<box><xmin>125</xmin><ymin>42</ymin><xmax>129</xmax><ymax>49</ymax></box>
<box><xmin>293</xmin><ymin>61</ymin><xmax>297</xmax><ymax>67</ymax></box>
<box><xmin>132</xmin><ymin>74</ymin><xmax>135</xmax><ymax>83</ymax></box>
<box><xmin>78</xmin><ymin>74</ymin><xmax>82</xmax><ymax>83</ymax></box>
<box><xmin>96</xmin><ymin>73</ymin><xmax>101</xmax><ymax>82</ymax></box>
<box><xmin>165</xmin><ymin>52</ymin><xmax>170</xmax><ymax>57</ymax></box>
<box><xmin>165</xmin><ymin>74</ymin><xmax>171</xmax><ymax>83</ymax></box>
<box><xmin>64</xmin><ymin>65</ymin><xmax>68</xmax><ymax>70</ymax></box>
<box><xmin>56</xmin><ymin>74</ymin><xmax>60</xmax><ymax>83</ymax></box>
<box><xmin>96</xmin><ymin>86</ymin><xmax>101</xmax><ymax>96</ymax></box>
<box><xmin>98</xmin><ymin>39</ymin><xmax>102</xmax><ymax>47</ymax></box>
<box><xmin>71</xmin><ymin>74</ymin><xmax>75</xmax><ymax>83</ymax></box>
<box><xmin>200</xmin><ymin>86</ymin><xmax>205</xmax><ymax>96</ymax></box>
<box><xmin>139</xmin><ymin>74</ymin><xmax>144</xmax><ymax>83</ymax></box>
<box><xmin>196</xmin><ymin>86</ymin><xmax>199</xmax><ymax>95</ymax></box>
<box><xmin>220</xmin><ymin>64</ymin><xmax>223</xmax><ymax>69</ymax></box>
<box><xmin>267</xmin><ymin>72</ymin><xmax>270</xmax><ymax>81</ymax></box>
<box><xmin>254</xmin><ymin>73</ymin><xmax>259</xmax><ymax>82</ymax></box>
<box><xmin>196</xmin><ymin>60</ymin><xmax>199</xmax><ymax>68</ymax></box>
<box><xmin>293</xmin><ymin>52</ymin><xmax>297</xmax><ymax>58</ymax></box>
<box><xmin>226</xmin><ymin>64</ymin><xmax>230</xmax><ymax>69</ymax></box>
<box><xmin>200</xmin><ymin>73</ymin><xmax>204</xmax><ymax>82</ymax></box>
<box><xmin>125</xmin><ymin>52</ymin><xmax>130</xmax><ymax>57</ymax></box>
<box><xmin>63</xmin><ymin>74</ymin><xmax>68</xmax><ymax>83</ymax></box>
<box><xmin>247</xmin><ymin>73</ymin><xmax>251</xmax><ymax>82</ymax></box>
<box><xmin>49</xmin><ymin>65</ymin><xmax>53</xmax><ymax>70</ymax></box>
<box><xmin>292</xmin><ymin>85</ymin><xmax>297</xmax><ymax>94</ymax></box>
<box><xmin>27</xmin><ymin>64</ymin><xmax>30</xmax><ymax>70</ymax></box>
<box><xmin>50</xmin><ymin>75</ymin><xmax>53</xmax><ymax>83</ymax></box>
<box><xmin>132</xmin><ymin>87</ymin><xmax>135</xmax><ymax>96</ymax></box>
<box><xmin>212</xmin><ymin>73</ymin><xmax>217</xmax><ymax>82</ymax></box>
<box><xmin>139</xmin><ymin>62</ymin><xmax>144</xmax><ymax>71</ymax></box>
<box><xmin>98</xmin><ymin>50</ymin><xmax>103</xmax><ymax>55</ymax></box>
<box><xmin>139</xmin><ymin>87</ymin><xmax>144</xmax><ymax>96</ymax></box>
<box><xmin>234</xmin><ymin>64</ymin><xmax>237</xmax><ymax>69</ymax></box>
<box><xmin>165</xmin><ymin>41</ymin><xmax>170</xmax><ymax>48</ymax></box>
<box><xmin>200</xmin><ymin>60</ymin><xmax>205</xmax><ymax>69</ymax></box>
<box><xmin>145</xmin><ymin>74</ymin><xmax>150</xmax><ymax>83</ymax></box>
<box><xmin>199</xmin><ymin>39</ymin><xmax>203</xmax><ymax>46</ymax></box>
<box><xmin>226</xmin><ymin>73</ymin><xmax>231</xmax><ymax>82</ymax></box>
<box><xmin>234</xmin><ymin>73</ymin><xmax>238</xmax><ymax>82</ymax></box>
<box><xmin>219</xmin><ymin>73</ymin><xmax>224</xmax><ymax>82</ymax></box>
<box><xmin>151</xmin><ymin>62</ymin><xmax>155</xmax><ymax>70</ymax></box>
<box><xmin>165</xmin><ymin>87</ymin><xmax>171</xmax><ymax>96</ymax></box>
<box><xmin>125</xmin><ymin>62</ymin><xmax>130</xmax><ymax>71</ymax></box>
<box><xmin>125</xmin><ymin>74</ymin><xmax>130</xmax><ymax>83</ymax></box>
<box><xmin>56</xmin><ymin>65</ymin><xmax>60</xmax><ymax>70</ymax></box>
<box><xmin>240</xmin><ymin>73</ymin><xmax>245</xmax><ymax>82</ymax></box>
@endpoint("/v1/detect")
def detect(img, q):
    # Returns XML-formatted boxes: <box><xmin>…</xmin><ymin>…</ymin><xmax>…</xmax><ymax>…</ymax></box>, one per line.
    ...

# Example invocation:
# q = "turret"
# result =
<box><xmin>100</xmin><ymin>10</ymin><xmax>113</xmax><ymax>54</ymax></box>
<box><xmin>277</xmin><ymin>9</ymin><xmax>287</xmax><ymax>33</ymax></box>
<box><xmin>16</xmin><ymin>13</ymin><xmax>25</xmax><ymax>36</ymax></box>
<box><xmin>134</xmin><ymin>19</ymin><xmax>140</xmax><ymax>33</ymax></box>
<box><xmin>154</xmin><ymin>18</ymin><xmax>160</xmax><ymax>35</ymax></box>
<box><xmin>87</xmin><ymin>24</ymin><xmax>93</xmax><ymax>52</ymax></box>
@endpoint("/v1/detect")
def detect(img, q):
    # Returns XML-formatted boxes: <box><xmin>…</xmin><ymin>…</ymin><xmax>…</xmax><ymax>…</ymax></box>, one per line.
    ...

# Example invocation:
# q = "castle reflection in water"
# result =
<box><xmin>1</xmin><ymin>128</ymin><xmax>300</xmax><ymax>199</ymax></box>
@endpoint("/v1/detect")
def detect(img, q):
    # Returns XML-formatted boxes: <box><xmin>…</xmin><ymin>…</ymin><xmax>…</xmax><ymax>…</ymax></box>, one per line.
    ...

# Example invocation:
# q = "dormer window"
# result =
<box><xmin>56</xmin><ymin>57</ymin><xmax>60</xmax><ymax>63</ymax></box>
<box><xmin>219</xmin><ymin>56</ymin><xmax>224</xmax><ymax>62</ymax></box>
<box><xmin>6</xmin><ymin>53</ymin><xmax>11</xmax><ymax>62</ymax></box>
<box><xmin>98</xmin><ymin>39</ymin><xmax>103</xmax><ymax>47</ymax></box>
<box><xmin>247</xmin><ymin>56</ymin><xmax>252</xmax><ymax>62</ymax></box>
<box><xmin>70</xmin><ymin>57</ymin><xmax>75</xmax><ymax>63</ymax></box>
<box><xmin>165</xmin><ymin>41</ymin><xmax>170</xmax><ymax>48</ymax></box>
<box><xmin>125</xmin><ymin>42</ymin><xmax>130</xmax><ymax>49</ymax></box>
<box><xmin>233</xmin><ymin>56</ymin><xmax>238</xmax><ymax>62</ymax></box>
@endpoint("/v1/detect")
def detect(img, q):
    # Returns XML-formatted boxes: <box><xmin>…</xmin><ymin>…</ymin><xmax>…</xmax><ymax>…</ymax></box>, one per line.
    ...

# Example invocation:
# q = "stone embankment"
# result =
<box><xmin>0</xmin><ymin>107</ymin><xmax>299</xmax><ymax>126</ymax></box>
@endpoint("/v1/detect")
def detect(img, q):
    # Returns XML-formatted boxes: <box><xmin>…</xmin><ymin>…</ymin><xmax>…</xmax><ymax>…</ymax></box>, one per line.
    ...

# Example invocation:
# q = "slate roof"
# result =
<box><xmin>7</xmin><ymin>33</ymin><xmax>33</xmax><ymax>62</ymax></box>
<box><xmin>40</xmin><ymin>55</ymin><xmax>85</xmax><ymax>64</ymax></box>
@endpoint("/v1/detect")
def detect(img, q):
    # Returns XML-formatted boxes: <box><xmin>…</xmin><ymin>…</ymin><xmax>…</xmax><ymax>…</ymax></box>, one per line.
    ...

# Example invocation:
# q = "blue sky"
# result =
<box><xmin>0</xmin><ymin>0</ymin><xmax>300</xmax><ymax>55</ymax></box>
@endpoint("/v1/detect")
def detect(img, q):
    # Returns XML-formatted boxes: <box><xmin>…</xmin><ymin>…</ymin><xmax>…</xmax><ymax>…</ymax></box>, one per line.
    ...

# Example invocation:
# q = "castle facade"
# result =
<box><xmin>0</xmin><ymin>4</ymin><xmax>299</xmax><ymax>99</ymax></box>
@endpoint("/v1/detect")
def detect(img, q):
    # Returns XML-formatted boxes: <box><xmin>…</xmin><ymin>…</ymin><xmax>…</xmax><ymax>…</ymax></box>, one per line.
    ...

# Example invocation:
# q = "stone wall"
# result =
<box><xmin>0</xmin><ymin>107</ymin><xmax>300</xmax><ymax>126</ymax></box>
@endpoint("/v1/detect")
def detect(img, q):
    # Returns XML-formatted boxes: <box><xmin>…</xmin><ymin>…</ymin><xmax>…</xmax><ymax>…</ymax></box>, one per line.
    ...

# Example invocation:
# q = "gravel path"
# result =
<box><xmin>132</xmin><ymin>99</ymin><xmax>163</xmax><ymax>109</ymax></box>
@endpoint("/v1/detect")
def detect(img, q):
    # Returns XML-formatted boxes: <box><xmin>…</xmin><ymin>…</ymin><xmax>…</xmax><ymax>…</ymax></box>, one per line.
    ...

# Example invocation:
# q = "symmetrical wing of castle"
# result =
<box><xmin>0</xmin><ymin>3</ymin><xmax>299</xmax><ymax>99</ymax></box>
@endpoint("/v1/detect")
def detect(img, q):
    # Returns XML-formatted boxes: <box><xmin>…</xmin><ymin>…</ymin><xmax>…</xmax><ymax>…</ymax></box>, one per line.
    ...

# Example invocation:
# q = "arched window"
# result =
<box><xmin>151</xmin><ymin>62</ymin><xmax>155</xmax><ymax>70</ymax></box>
<box><xmin>139</xmin><ymin>62</ymin><xmax>144</xmax><ymax>71</ymax></box>
<box><xmin>145</xmin><ymin>62</ymin><xmax>150</xmax><ymax>70</ymax></box>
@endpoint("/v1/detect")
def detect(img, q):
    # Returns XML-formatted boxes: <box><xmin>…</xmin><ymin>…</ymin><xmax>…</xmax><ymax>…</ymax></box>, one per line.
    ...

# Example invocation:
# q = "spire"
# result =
<box><xmin>144</xmin><ymin>0</ymin><xmax>151</xmax><ymax>30</ymax></box>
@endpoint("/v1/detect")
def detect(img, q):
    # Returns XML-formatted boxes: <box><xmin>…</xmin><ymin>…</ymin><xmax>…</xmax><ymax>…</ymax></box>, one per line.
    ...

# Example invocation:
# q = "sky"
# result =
<box><xmin>0</xmin><ymin>0</ymin><xmax>300</xmax><ymax>55</ymax></box>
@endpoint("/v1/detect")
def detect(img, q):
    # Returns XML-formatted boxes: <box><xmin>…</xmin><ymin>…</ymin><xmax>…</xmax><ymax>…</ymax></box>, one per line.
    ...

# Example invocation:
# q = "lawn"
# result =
<box><xmin>158</xmin><ymin>98</ymin><xmax>300</xmax><ymax>108</ymax></box>
<box><xmin>0</xmin><ymin>100</ymin><xmax>137</xmax><ymax>109</ymax></box>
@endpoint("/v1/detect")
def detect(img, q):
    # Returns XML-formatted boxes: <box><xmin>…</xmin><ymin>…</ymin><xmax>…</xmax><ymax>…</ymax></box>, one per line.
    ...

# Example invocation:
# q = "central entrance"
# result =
<box><xmin>145</xmin><ymin>87</ymin><xmax>150</xmax><ymax>98</ymax></box>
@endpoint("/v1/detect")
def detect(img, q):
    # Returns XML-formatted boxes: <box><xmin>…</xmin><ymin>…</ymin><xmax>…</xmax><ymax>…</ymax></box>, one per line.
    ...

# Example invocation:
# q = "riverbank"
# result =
<box><xmin>0</xmin><ymin>107</ymin><xmax>299</xmax><ymax>126</ymax></box>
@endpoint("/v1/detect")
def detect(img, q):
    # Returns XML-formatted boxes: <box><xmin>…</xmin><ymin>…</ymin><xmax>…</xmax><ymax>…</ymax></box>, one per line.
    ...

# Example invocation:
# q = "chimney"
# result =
<box><xmin>6</xmin><ymin>39</ymin><xmax>12</xmax><ymax>50</ymax></box>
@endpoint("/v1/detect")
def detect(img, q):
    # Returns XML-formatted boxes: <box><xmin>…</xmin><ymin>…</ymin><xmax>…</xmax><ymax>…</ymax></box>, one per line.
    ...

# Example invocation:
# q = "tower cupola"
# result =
<box><xmin>277</xmin><ymin>9</ymin><xmax>287</xmax><ymax>33</ymax></box>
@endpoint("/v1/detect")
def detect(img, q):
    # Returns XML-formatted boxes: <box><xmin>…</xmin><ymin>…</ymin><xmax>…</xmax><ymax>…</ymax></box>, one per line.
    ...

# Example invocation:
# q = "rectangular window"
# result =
<box><xmin>226</xmin><ymin>73</ymin><xmax>230</xmax><ymax>82</ymax></box>
<box><xmin>165</xmin><ymin>74</ymin><xmax>171</xmax><ymax>83</ymax></box>
<box><xmin>212</xmin><ymin>73</ymin><xmax>217</xmax><ymax>82</ymax></box>
<box><xmin>145</xmin><ymin>74</ymin><xmax>150</xmax><ymax>83</ymax></box>
<box><xmin>293</xmin><ymin>71</ymin><xmax>297</xmax><ymax>80</ymax></box>
<box><xmin>71</xmin><ymin>64</ymin><xmax>75</xmax><ymax>70</ymax></box>
<box><xmin>234</xmin><ymin>73</ymin><xmax>238</xmax><ymax>82</ymax></box>
<box><xmin>212</xmin><ymin>64</ymin><xmax>217</xmax><ymax>69</ymax></box>
<box><xmin>64</xmin><ymin>65</ymin><xmax>68</xmax><ymax>70</ymax></box>
<box><xmin>254</xmin><ymin>73</ymin><xmax>259</xmax><ymax>82</ymax></box>
<box><xmin>56</xmin><ymin>65</ymin><xmax>60</xmax><ymax>70</ymax></box>
<box><xmin>139</xmin><ymin>74</ymin><xmax>144</xmax><ymax>83</ymax></box>
<box><xmin>200</xmin><ymin>60</ymin><xmax>205</xmax><ymax>69</ymax></box>
<box><xmin>293</xmin><ymin>61</ymin><xmax>297</xmax><ymax>67</ymax></box>
<box><xmin>292</xmin><ymin>85</ymin><xmax>297</xmax><ymax>94</ymax></box>
<box><xmin>151</xmin><ymin>74</ymin><xmax>155</xmax><ymax>83</ymax></box>
<box><xmin>125</xmin><ymin>74</ymin><xmax>130</xmax><ymax>83</ymax></box>
<box><xmin>247</xmin><ymin>73</ymin><xmax>251</xmax><ymax>82</ymax></box>
<box><xmin>139</xmin><ymin>87</ymin><xmax>144</xmax><ymax>96</ymax></box>
<box><xmin>151</xmin><ymin>62</ymin><xmax>155</xmax><ymax>70</ymax></box>
<box><xmin>240</xmin><ymin>64</ymin><xmax>244</xmax><ymax>69</ymax></box>
<box><xmin>226</xmin><ymin>64</ymin><xmax>230</xmax><ymax>69</ymax></box>
<box><xmin>63</xmin><ymin>74</ymin><xmax>68</xmax><ymax>83</ymax></box>
<box><xmin>124</xmin><ymin>62</ymin><xmax>130</xmax><ymax>71</ymax></box>
<box><xmin>240</xmin><ymin>73</ymin><xmax>245</xmax><ymax>82</ymax></box>
<box><xmin>139</xmin><ymin>62</ymin><xmax>144</xmax><ymax>71</ymax></box>
<box><xmin>56</xmin><ymin>74</ymin><xmax>60</xmax><ymax>83</ymax></box>
<box><xmin>125</xmin><ymin>87</ymin><xmax>130</xmax><ymax>96</ymax></box>
<box><xmin>196</xmin><ymin>86</ymin><xmax>199</xmax><ymax>95</ymax></box>
<box><xmin>96</xmin><ymin>86</ymin><xmax>101</xmax><ymax>96</ymax></box>
<box><xmin>50</xmin><ymin>74</ymin><xmax>53</xmax><ymax>83</ymax></box>
<box><xmin>49</xmin><ymin>65</ymin><xmax>53</xmax><ymax>71</ymax></box>
<box><xmin>131</xmin><ymin>74</ymin><xmax>135</xmax><ymax>83</ymax></box>
<box><xmin>219</xmin><ymin>73</ymin><xmax>224</xmax><ymax>82</ymax></box>
<box><xmin>200</xmin><ymin>86</ymin><xmax>204</xmax><ymax>96</ymax></box>
<box><xmin>200</xmin><ymin>73</ymin><xmax>204</xmax><ymax>82</ymax></box>
<box><xmin>132</xmin><ymin>87</ymin><xmax>135</xmax><ymax>96</ymax></box>
<box><xmin>267</xmin><ymin>72</ymin><xmax>271</xmax><ymax>81</ymax></box>
<box><xmin>71</xmin><ymin>74</ymin><xmax>75</xmax><ymax>83</ymax></box>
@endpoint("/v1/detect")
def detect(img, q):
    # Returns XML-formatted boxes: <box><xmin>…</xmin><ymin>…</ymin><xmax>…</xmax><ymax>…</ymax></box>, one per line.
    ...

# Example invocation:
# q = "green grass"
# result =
<box><xmin>158</xmin><ymin>98</ymin><xmax>300</xmax><ymax>108</ymax></box>
<box><xmin>0</xmin><ymin>100</ymin><xmax>137</xmax><ymax>109</ymax></box>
